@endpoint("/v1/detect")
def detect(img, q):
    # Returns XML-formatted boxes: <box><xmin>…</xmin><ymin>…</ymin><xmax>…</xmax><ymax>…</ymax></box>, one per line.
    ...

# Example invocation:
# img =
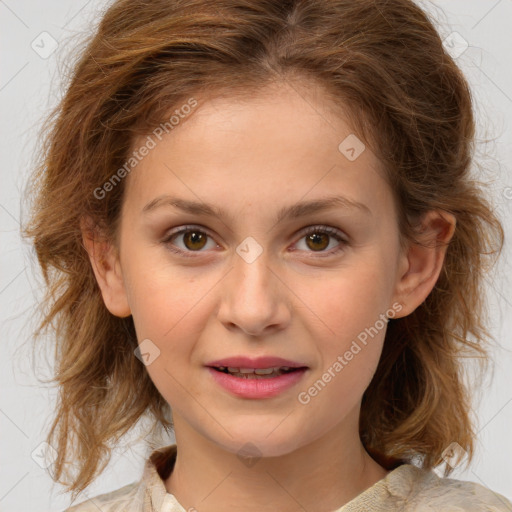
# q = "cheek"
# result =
<box><xmin>306</xmin><ymin>261</ymin><xmax>392</xmax><ymax>342</ymax></box>
<box><xmin>130</xmin><ymin>284</ymin><xmax>207</xmax><ymax>408</ymax></box>
<box><xmin>300</xmin><ymin>261</ymin><xmax>392</xmax><ymax>392</ymax></box>
<box><xmin>298</xmin><ymin>291</ymin><xmax>387</xmax><ymax>424</ymax></box>
<box><xmin>122</xmin><ymin>248</ymin><xmax>199</xmax><ymax>337</ymax></box>
<box><xmin>122</xmin><ymin>256</ymin><xmax>211</xmax><ymax>373</ymax></box>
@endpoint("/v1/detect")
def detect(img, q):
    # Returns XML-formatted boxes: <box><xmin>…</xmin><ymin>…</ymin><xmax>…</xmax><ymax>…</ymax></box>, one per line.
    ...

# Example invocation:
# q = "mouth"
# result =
<box><xmin>209</xmin><ymin>366</ymin><xmax>306</xmax><ymax>379</ymax></box>
<box><xmin>206</xmin><ymin>364</ymin><xmax>308</xmax><ymax>398</ymax></box>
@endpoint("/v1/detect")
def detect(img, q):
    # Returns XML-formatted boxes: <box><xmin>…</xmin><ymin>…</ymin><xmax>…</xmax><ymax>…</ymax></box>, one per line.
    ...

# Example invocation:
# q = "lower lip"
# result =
<box><xmin>206</xmin><ymin>367</ymin><xmax>307</xmax><ymax>399</ymax></box>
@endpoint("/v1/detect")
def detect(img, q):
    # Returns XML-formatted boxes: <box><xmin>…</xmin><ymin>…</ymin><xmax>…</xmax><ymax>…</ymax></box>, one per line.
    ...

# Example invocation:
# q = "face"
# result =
<box><xmin>96</xmin><ymin>81</ymin><xmax>415</xmax><ymax>458</ymax></box>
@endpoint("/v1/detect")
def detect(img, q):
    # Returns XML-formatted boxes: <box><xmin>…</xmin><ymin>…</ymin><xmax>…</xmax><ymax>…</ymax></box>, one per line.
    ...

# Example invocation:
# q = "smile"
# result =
<box><xmin>215</xmin><ymin>366</ymin><xmax>297</xmax><ymax>378</ymax></box>
<box><xmin>207</xmin><ymin>366</ymin><xmax>308</xmax><ymax>398</ymax></box>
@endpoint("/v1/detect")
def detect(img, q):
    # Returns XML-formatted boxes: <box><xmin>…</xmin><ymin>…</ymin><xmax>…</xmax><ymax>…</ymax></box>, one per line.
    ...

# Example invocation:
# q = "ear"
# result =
<box><xmin>80</xmin><ymin>216</ymin><xmax>131</xmax><ymax>318</ymax></box>
<box><xmin>391</xmin><ymin>210</ymin><xmax>456</xmax><ymax>318</ymax></box>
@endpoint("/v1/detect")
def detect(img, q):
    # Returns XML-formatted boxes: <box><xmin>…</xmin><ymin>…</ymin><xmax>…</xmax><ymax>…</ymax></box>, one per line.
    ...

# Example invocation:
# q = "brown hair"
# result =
<box><xmin>22</xmin><ymin>0</ymin><xmax>504</xmax><ymax>500</ymax></box>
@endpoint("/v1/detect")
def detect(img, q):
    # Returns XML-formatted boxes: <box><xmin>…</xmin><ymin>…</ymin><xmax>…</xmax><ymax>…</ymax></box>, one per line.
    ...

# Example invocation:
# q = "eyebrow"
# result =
<box><xmin>142</xmin><ymin>194</ymin><xmax>372</xmax><ymax>224</ymax></box>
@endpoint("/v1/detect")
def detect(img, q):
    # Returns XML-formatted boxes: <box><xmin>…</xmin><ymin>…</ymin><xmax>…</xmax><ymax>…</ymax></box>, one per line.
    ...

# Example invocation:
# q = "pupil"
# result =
<box><xmin>185</xmin><ymin>231</ymin><xmax>206</xmax><ymax>250</ymax></box>
<box><xmin>307</xmin><ymin>233</ymin><xmax>328</xmax><ymax>251</ymax></box>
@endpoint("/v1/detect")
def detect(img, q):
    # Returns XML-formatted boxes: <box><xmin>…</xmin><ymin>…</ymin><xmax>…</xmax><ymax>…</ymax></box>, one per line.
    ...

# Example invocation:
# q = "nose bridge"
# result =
<box><xmin>217</xmin><ymin>238</ymin><xmax>290</xmax><ymax>335</ymax></box>
<box><xmin>230</xmin><ymin>240</ymin><xmax>275</xmax><ymax>306</ymax></box>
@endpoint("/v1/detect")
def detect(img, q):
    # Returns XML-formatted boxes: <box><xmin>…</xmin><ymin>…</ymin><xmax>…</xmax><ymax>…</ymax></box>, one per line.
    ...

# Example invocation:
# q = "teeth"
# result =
<box><xmin>215</xmin><ymin>366</ymin><xmax>296</xmax><ymax>377</ymax></box>
<box><xmin>254</xmin><ymin>368</ymin><xmax>275</xmax><ymax>375</ymax></box>
<box><xmin>225</xmin><ymin>366</ymin><xmax>285</xmax><ymax>374</ymax></box>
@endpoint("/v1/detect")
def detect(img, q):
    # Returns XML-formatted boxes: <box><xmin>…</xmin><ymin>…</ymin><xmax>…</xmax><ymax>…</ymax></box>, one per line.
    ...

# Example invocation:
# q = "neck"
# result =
<box><xmin>164</xmin><ymin>412</ymin><xmax>390</xmax><ymax>512</ymax></box>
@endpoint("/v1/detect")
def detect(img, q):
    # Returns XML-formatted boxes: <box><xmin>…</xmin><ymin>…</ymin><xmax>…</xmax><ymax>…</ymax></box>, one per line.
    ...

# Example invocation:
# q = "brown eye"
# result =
<box><xmin>162</xmin><ymin>225</ymin><xmax>217</xmax><ymax>256</ymax></box>
<box><xmin>162</xmin><ymin>224</ymin><xmax>347</xmax><ymax>258</ymax></box>
<box><xmin>182</xmin><ymin>230</ymin><xmax>208</xmax><ymax>251</ymax></box>
<box><xmin>294</xmin><ymin>225</ymin><xmax>348</xmax><ymax>256</ymax></box>
<box><xmin>305</xmin><ymin>232</ymin><xmax>329</xmax><ymax>251</ymax></box>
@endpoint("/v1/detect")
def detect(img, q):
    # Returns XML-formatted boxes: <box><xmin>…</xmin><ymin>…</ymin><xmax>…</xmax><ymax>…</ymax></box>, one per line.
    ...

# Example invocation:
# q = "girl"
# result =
<box><xmin>23</xmin><ymin>0</ymin><xmax>511</xmax><ymax>510</ymax></box>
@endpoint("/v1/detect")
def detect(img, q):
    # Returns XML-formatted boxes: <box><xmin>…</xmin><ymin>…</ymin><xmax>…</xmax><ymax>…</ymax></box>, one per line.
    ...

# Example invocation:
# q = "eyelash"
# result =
<box><xmin>161</xmin><ymin>224</ymin><xmax>348</xmax><ymax>259</ymax></box>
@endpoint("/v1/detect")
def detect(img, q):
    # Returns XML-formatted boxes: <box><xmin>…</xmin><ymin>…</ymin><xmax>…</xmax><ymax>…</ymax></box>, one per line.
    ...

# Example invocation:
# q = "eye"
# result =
<box><xmin>293</xmin><ymin>225</ymin><xmax>348</xmax><ymax>256</ymax></box>
<box><xmin>161</xmin><ymin>224</ymin><xmax>348</xmax><ymax>258</ymax></box>
<box><xmin>162</xmin><ymin>225</ymin><xmax>218</xmax><ymax>256</ymax></box>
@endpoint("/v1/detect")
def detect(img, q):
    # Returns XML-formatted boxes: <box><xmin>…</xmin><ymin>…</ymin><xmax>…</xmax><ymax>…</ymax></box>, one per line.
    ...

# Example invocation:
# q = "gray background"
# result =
<box><xmin>1</xmin><ymin>1</ymin><xmax>511</xmax><ymax>510</ymax></box>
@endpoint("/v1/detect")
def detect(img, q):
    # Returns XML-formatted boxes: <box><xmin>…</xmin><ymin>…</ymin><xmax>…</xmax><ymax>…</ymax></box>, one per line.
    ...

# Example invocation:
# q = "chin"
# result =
<box><xmin>211</xmin><ymin>424</ymin><xmax>307</xmax><ymax>459</ymax></box>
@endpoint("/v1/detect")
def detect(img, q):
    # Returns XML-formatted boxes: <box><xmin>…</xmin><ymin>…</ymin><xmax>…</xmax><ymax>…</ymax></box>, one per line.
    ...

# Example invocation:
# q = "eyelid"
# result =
<box><xmin>299</xmin><ymin>224</ymin><xmax>347</xmax><ymax>241</ymax></box>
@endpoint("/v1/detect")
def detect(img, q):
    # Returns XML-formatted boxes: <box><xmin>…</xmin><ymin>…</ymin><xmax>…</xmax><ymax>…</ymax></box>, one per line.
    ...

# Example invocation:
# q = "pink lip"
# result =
<box><xmin>205</xmin><ymin>356</ymin><xmax>306</xmax><ymax>369</ymax></box>
<box><xmin>207</xmin><ymin>367</ymin><xmax>308</xmax><ymax>399</ymax></box>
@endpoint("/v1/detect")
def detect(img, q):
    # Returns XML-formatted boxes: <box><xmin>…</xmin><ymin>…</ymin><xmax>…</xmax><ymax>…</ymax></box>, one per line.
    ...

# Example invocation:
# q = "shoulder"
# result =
<box><xmin>60</xmin><ymin>443</ymin><xmax>179</xmax><ymax>512</ymax></box>
<box><xmin>386</xmin><ymin>464</ymin><xmax>512</xmax><ymax>511</ymax></box>
<box><xmin>61</xmin><ymin>481</ymin><xmax>141</xmax><ymax>512</ymax></box>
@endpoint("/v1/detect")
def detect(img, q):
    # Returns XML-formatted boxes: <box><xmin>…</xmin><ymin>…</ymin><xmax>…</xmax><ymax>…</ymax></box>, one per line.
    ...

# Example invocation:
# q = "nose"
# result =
<box><xmin>216</xmin><ymin>249</ymin><xmax>291</xmax><ymax>337</ymax></box>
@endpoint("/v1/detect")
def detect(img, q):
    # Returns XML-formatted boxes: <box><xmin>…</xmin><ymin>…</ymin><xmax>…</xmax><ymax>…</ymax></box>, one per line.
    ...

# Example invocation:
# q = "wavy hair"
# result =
<box><xmin>22</xmin><ymin>0</ymin><xmax>504</xmax><ymax>500</ymax></box>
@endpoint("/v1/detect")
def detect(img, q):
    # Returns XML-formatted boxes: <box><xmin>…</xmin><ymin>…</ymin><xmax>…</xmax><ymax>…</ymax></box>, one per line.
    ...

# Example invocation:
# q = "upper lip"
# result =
<box><xmin>206</xmin><ymin>356</ymin><xmax>308</xmax><ymax>369</ymax></box>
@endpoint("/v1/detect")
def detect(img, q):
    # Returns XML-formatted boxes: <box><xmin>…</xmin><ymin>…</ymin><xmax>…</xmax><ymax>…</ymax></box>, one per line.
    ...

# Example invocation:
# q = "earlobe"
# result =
<box><xmin>392</xmin><ymin>210</ymin><xmax>456</xmax><ymax>318</ymax></box>
<box><xmin>80</xmin><ymin>217</ymin><xmax>132</xmax><ymax>318</ymax></box>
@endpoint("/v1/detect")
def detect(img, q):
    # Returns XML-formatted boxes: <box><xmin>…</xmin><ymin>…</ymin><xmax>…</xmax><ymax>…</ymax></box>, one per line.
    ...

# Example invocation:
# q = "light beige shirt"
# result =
<box><xmin>63</xmin><ymin>444</ymin><xmax>512</xmax><ymax>511</ymax></box>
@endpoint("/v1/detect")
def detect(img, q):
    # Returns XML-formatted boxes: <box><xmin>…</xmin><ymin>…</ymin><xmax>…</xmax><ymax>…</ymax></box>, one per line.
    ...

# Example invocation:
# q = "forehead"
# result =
<box><xmin>122</xmin><ymin>81</ymin><xmax>391</xmax><ymax>219</ymax></box>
